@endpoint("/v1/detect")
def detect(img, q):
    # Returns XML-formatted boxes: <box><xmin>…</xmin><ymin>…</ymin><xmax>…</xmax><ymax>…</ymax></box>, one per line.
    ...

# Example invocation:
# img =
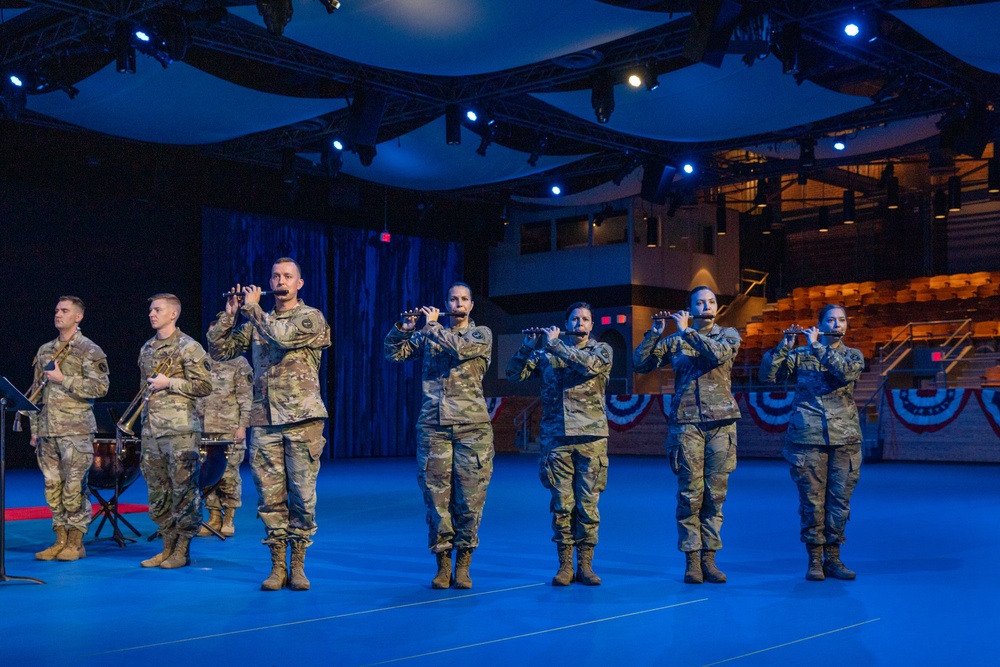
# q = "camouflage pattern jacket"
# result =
<box><xmin>759</xmin><ymin>341</ymin><xmax>864</xmax><ymax>446</ymax></box>
<box><xmin>207</xmin><ymin>302</ymin><xmax>330</xmax><ymax>426</ymax></box>
<box><xmin>633</xmin><ymin>325</ymin><xmax>742</xmax><ymax>424</ymax></box>
<box><xmin>506</xmin><ymin>336</ymin><xmax>612</xmax><ymax>438</ymax></box>
<box><xmin>197</xmin><ymin>356</ymin><xmax>253</xmax><ymax>434</ymax></box>
<box><xmin>384</xmin><ymin>319</ymin><xmax>492</xmax><ymax>426</ymax></box>
<box><xmin>139</xmin><ymin>329</ymin><xmax>213</xmax><ymax>438</ymax></box>
<box><xmin>28</xmin><ymin>330</ymin><xmax>110</xmax><ymax>437</ymax></box>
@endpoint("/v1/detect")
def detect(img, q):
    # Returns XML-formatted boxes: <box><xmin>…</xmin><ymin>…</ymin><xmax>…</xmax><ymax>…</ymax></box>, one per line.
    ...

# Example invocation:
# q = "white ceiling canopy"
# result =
<box><xmin>515</xmin><ymin>167</ymin><xmax>646</xmax><ymax>207</ymax></box>
<box><xmin>752</xmin><ymin>115</ymin><xmax>944</xmax><ymax>161</ymax></box>
<box><xmin>892</xmin><ymin>3</ymin><xmax>1000</xmax><ymax>74</ymax></box>
<box><xmin>310</xmin><ymin>115</ymin><xmax>590</xmax><ymax>191</ymax></box>
<box><xmin>27</xmin><ymin>62</ymin><xmax>347</xmax><ymax>145</ymax></box>
<box><xmin>229</xmin><ymin>0</ymin><xmax>683</xmax><ymax>76</ymax></box>
<box><xmin>532</xmin><ymin>55</ymin><xmax>871</xmax><ymax>143</ymax></box>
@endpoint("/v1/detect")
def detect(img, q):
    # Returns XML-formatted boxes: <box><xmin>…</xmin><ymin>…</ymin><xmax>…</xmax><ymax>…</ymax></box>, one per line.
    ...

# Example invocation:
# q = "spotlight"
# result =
<box><xmin>844</xmin><ymin>22</ymin><xmax>860</xmax><ymax>37</ymax></box>
<box><xmin>933</xmin><ymin>188</ymin><xmax>947</xmax><ymax>219</ymax></box>
<box><xmin>682</xmin><ymin>163</ymin><xmax>695</xmax><ymax>175</ymax></box>
<box><xmin>319</xmin><ymin>0</ymin><xmax>340</xmax><ymax>13</ymax></box>
<box><xmin>332</xmin><ymin>139</ymin><xmax>344</xmax><ymax>151</ymax></box>
<box><xmin>843</xmin><ymin>190</ymin><xmax>856</xmax><ymax>224</ymax></box>
<box><xmin>9</xmin><ymin>74</ymin><xmax>23</xmax><ymax>87</ymax></box>
<box><xmin>475</xmin><ymin>122</ymin><xmax>498</xmax><ymax>157</ymax></box>
<box><xmin>134</xmin><ymin>30</ymin><xmax>151</xmax><ymax>42</ymax></box>
<box><xmin>627</xmin><ymin>73</ymin><xmax>642</xmax><ymax>88</ymax></box>
<box><xmin>754</xmin><ymin>177</ymin><xmax>768</xmax><ymax>208</ymax></box>
<box><xmin>798</xmin><ymin>138</ymin><xmax>816</xmax><ymax>168</ymax></box>
<box><xmin>989</xmin><ymin>157</ymin><xmax>1000</xmax><ymax>194</ymax></box>
<box><xmin>643</xmin><ymin>62</ymin><xmax>659</xmax><ymax>91</ymax></box>
<box><xmin>256</xmin><ymin>0</ymin><xmax>294</xmax><ymax>36</ymax></box>
<box><xmin>645</xmin><ymin>216</ymin><xmax>659</xmax><ymax>247</ymax></box>
<box><xmin>527</xmin><ymin>134</ymin><xmax>548</xmax><ymax>167</ymax></box>
<box><xmin>466</xmin><ymin>110</ymin><xmax>478</xmax><ymax>122</ymax></box>
<box><xmin>833</xmin><ymin>140</ymin><xmax>846</xmax><ymax>151</ymax></box>
<box><xmin>551</xmin><ymin>185</ymin><xmax>562</xmax><ymax>196</ymax></box>
<box><xmin>591</xmin><ymin>78</ymin><xmax>615</xmax><ymax>124</ymax></box>
<box><xmin>948</xmin><ymin>175</ymin><xmax>962</xmax><ymax>212</ymax></box>
<box><xmin>716</xmin><ymin>194</ymin><xmax>727</xmax><ymax>236</ymax></box>
<box><xmin>0</xmin><ymin>75</ymin><xmax>26</xmax><ymax>120</ymax></box>
<box><xmin>818</xmin><ymin>206</ymin><xmax>830</xmax><ymax>232</ymax></box>
<box><xmin>445</xmin><ymin>103</ymin><xmax>461</xmax><ymax>146</ymax></box>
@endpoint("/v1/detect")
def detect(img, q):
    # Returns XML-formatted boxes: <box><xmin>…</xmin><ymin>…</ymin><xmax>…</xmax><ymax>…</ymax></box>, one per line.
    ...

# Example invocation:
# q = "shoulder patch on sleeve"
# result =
<box><xmin>204</xmin><ymin>360</ymin><xmax>212</xmax><ymax>372</ymax></box>
<box><xmin>301</xmin><ymin>317</ymin><xmax>314</xmax><ymax>329</ymax></box>
<box><xmin>472</xmin><ymin>330</ymin><xmax>484</xmax><ymax>340</ymax></box>
<box><xmin>246</xmin><ymin>372</ymin><xmax>254</xmax><ymax>384</ymax></box>
<box><xmin>97</xmin><ymin>360</ymin><xmax>109</xmax><ymax>374</ymax></box>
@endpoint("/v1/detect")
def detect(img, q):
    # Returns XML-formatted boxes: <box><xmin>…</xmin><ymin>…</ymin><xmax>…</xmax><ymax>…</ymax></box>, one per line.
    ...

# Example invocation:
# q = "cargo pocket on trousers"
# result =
<box><xmin>667</xmin><ymin>446</ymin><xmax>681</xmax><ymax>476</ymax></box>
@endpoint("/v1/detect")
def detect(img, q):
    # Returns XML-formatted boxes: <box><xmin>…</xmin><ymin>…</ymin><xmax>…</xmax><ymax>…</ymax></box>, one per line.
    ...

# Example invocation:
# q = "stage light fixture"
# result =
<box><xmin>843</xmin><ymin>190</ymin><xmax>856</xmax><ymax>224</ymax></box>
<box><xmin>591</xmin><ymin>78</ymin><xmax>615</xmax><ymax>124</ymax></box>
<box><xmin>716</xmin><ymin>194</ymin><xmax>727</xmax><ymax>236</ymax></box>
<box><xmin>844</xmin><ymin>22</ymin><xmax>860</xmax><ymax>37</ymax></box>
<box><xmin>0</xmin><ymin>75</ymin><xmax>26</xmax><ymax>119</ymax></box>
<box><xmin>797</xmin><ymin>171</ymin><xmax>808</xmax><ymax>186</ymax></box>
<box><xmin>256</xmin><ymin>0</ymin><xmax>294</xmax><ymax>36</ymax></box>
<box><xmin>551</xmin><ymin>185</ymin><xmax>562</xmax><ymax>196</ymax></box>
<box><xmin>322</xmin><ymin>144</ymin><xmax>343</xmax><ymax>178</ymax></box>
<box><xmin>948</xmin><ymin>175</ymin><xmax>962</xmax><ymax>212</ymax></box>
<box><xmin>666</xmin><ymin>194</ymin><xmax>682</xmax><ymax>218</ymax></box>
<box><xmin>886</xmin><ymin>176</ymin><xmax>900</xmax><ymax>209</ymax></box>
<box><xmin>356</xmin><ymin>145</ymin><xmax>376</xmax><ymax>167</ymax></box>
<box><xmin>754</xmin><ymin>177</ymin><xmax>768</xmax><ymax>208</ymax></box>
<box><xmin>682</xmin><ymin>163</ymin><xmax>695</xmax><ymax>175</ymax></box>
<box><xmin>933</xmin><ymin>188</ymin><xmax>947</xmax><ymax>219</ymax></box>
<box><xmin>475</xmin><ymin>122</ymin><xmax>498</xmax><ymax>157</ymax></box>
<box><xmin>645</xmin><ymin>216</ymin><xmax>659</xmax><ymax>247</ymax></box>
<box><xmin>833</xmin><ymin>140</ymin><xmax>846</xmax><ymax>151</ymax></box>
<box><xmin>798</xmin><ymin>138</ymin><xmax>816</xmax><ymax>168</ymax></box>
<box><xmin>818</xmin><ymin>206</ymin><xmax>830</xmax><ymax>232</ymax></box>
<box><xmin>319</xmin><ymin>0</ymin><xmax>340</xmax><ymax>13</ymax></box>
<box><xmin>9</xmin><ymin>74</ymin><xmax>23</xmax><ymax>87</ymax></box>
<box><xmin>527</xmin><ymin>134</ymin><xmax>548</xmax><ymax>167</ymax></box>
<box><xmin>445</xmin><ymin>104</ymin><xmax>461</xmax><ymax>146</ymax></box>
<box><xmin>466</xmin><ymin>110</ymin><xmax>478</xmax><ymax>122</ymax></box>
<box><xmin>988</xmin><ymin>157</ymin><xmax>1000</xmax><ymax>194</ymax></box>
<box><xmin>644</xmin><ymin>62</ymin><xmax>660</xmax><ymax>91</ymax></box>
<box><xmin>612</xmin><ymin>154</ymin><xmax>641</xmax><ymax>186</ymax></box>
<box><xmin>332</xmin><ymin>139</ymin><xmax>344</xmax><ymax>151</ymax></box>
<box><xmin>628</xmin><ymin>73</ymin><xmax>642</xmax><ymax>88</ymax></box>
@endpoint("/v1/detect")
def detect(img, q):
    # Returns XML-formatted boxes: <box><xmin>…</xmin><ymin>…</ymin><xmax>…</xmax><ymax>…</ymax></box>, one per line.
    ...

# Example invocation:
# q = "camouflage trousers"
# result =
<box><xmin>416</xmin><ymin>422</ymin><xmax>494</xmax><ymax>553</ymax></box>
<box><xmin>784</xmin><ymin>443</ymin><xmax>862</xmax><ymax>545</ymax></box>
<box><xmin>539</xmin><ymin>437</ymin><xmax>609</xmax><ymax>546</ymax></box>
<box><xmin>666</xmin><ymin>420</ymin><xmax>737</xmax><ymax>552</ymax></box>
<box><xmin>36</xmin><ymin>435</ymin><xmax>94</xmax><ymax>533</ymax></box>
<box><xmin>141</xmin><ymin>432</ymin><xmax>202</xmax><ymax>539</ymax></box>
<box><xmin>202</xmin><ymin>434</ymin><xmax>245</xmax><ymax>511</ymax></box>
<box><xmin>250</xmin><ymin>420</ymin><xmax>325</xmax><ymax>547</ymax></box>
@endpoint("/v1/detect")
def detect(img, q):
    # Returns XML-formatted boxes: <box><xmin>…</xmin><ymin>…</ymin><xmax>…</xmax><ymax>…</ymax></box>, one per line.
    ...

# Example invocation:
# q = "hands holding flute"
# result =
<box><xmin>781</xmin><ymin>324</ymin><xmax>844</xmax><ymax>348</ymax></box>
<box><xmin>222</xmin><ymin>285</ymin><xmax>290</xmax><ymax>314</ymax></box>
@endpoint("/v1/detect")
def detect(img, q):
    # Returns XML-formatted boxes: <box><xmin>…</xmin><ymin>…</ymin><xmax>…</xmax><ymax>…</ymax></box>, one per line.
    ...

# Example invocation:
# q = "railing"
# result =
<box><xmin>878</xmin><ymin>318</ymin><xmax>973</xmax><ymax>377</ymax></box>
<box><xmin>718</xmin><ymin>269</ymin><xmax>768</xmax><ymax>320</ymax></box>
<box><xmin>513</xmin><ymin>396</ymin><xmax>541</xmax><ymax>452</ymax></box>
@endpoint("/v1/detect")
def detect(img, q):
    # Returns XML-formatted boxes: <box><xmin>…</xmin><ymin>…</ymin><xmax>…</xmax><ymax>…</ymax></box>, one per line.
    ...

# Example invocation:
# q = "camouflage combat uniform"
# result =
<box><xmin>507</xmin><ymin>336</ymin><xmax>612</xmax><ymax>546</ymax></box>
<box><xmin>760</xmin><ymin>340</ymin><xmax>865</xmax><ymax>545</ymax></box>
<box><xmin>207</xmin><ymin>301</ymin><xmax>330</xmax><ymax>547</ymax></box>
<box><xmin>633</xmin><ymin>324</ymin><xmax>741</xmax><ymax>553</ymax></box>
<box><xmin>139</xmin><ymin>330</ymin><xmax>213</xmax><ymax>540</ymax></box>
<box><xmin>384</xmin><ymin>319</ymin><xmax>495</xmax><ymax>554</ymax></box>
<box><xmin>28</xmin><ymin>330</ymin><xmax>110</xmax><ymax>533</ymax></box>
<box><xmin>197</xmin><ymin>355</ymin><xmax>253</xmax><ymax>512</ymax></box>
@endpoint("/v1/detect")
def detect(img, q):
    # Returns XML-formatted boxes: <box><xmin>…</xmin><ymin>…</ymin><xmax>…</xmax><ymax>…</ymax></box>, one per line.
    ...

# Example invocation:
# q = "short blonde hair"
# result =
<box><xmin>149</xmin><ymin>293</ymin><xmax>182</xmax><ymax>316</ymax></box>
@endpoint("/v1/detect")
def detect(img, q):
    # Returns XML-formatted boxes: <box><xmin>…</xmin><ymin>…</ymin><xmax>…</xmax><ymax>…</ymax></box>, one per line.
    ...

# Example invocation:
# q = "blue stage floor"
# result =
<box><xmin>1</xmin><ymin>454</ymin><xmax>998</xmax><ymax>666</ymax></box>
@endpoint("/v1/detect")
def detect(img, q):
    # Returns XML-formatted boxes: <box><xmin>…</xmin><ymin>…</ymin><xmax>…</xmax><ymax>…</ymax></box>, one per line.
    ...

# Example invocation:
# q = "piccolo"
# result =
<box><xmin>782</xmin><ymin>329</ymin><xmax>845</xmax><ymax>338</ymax></box>
<box><xmin>399</xmin><ymin>309</ymin><xmax>466</xmax><ymax>319</ymax></box>
<box><xmin>652</xmin><ymin>313</ymin><xmax>716</xmax><ymax>321</ymax></box>
<box><xmin>221</xmin><ymin>289</ymin><xmax>289</xmax><ymax>299</ymax></box>
<box><xmin>521</xmin><ymin>328</ymin><xmax>588</xmax><ymax>336</ymax></box>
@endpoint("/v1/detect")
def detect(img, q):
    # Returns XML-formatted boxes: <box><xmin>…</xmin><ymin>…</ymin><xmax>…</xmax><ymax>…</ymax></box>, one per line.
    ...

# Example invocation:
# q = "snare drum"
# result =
<box><xmin>199</xmin><ymin>438</ymin><xmax>233</xmax><ymax>489</ymax></box>
<box><xmin>91</xmin><ymin>437</ymin><xmax>142</xmax><ymax>490</ymax></box>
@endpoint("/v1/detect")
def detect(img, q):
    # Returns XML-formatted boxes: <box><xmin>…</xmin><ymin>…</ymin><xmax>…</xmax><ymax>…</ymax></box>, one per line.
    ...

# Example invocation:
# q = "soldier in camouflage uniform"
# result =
<box><xmin>506</xmin><ymin>302</ymin><xmax>612</xmax><ymax>586</ymax></box>
<box><xmin>208</xmin><ymin>258</ymin><xmax>331</xmax><ymax>592</ymax></box>
<box><xmin>26</xmin><ymin>296</ymin><xmax>110</xmax><ymax>561</ymax></box>
<box><xmin>196</xmin><ymin>354</ymin><xmax>253</xmax><ymax>537</ymax></box>
<box><xmin>384</xmin><ymin>282</ymin><xmax>495</xmax><ymax>590</ymax></box>
<box><xmin>137</xmin><ymin>294</ymin><xmax>213</xmax><ymax>570</ymax></box>
<box><xmin>633</xmin><ymin>286</ymin><xmax>741</xmax><ymax>584</ymax></box>
<box><xmin>759</xmin><ymin>304</ymin><xmax>864</xmax><ymax>581</ymax></box>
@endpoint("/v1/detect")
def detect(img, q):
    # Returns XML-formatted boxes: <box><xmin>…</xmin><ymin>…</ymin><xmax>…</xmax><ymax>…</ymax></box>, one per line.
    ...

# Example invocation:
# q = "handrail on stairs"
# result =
<box><xmin>513</xmin><ymin>396</ymin><xmax>541</xmax><ymax>451</ymax></box>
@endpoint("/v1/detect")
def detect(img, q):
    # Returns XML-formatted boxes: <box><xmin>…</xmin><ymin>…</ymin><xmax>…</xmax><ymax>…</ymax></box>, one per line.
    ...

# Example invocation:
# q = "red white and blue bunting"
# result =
<box><xmin>741</xmin><ymin>391</ymin><xmax>796</xmax><ymax>433</ymax></box>
<box><xmin>607</xmin><ymin>394</ymin><xmax>655</xmax><ymax>432</ymax></box>
<box><xmin>658</xmin><ymin>394</ymin><xmax>673</xmax><ymax>421</ymax></box>
<box><xmin>885</xmin><ymin>388</ymin><xmax>971</xmax><ymax>433</ymax></box>
<box><xmin>975</xmin><ymin>389</ymin><xmax>1000</xmax><ymax>438</ymax></box>
<box><xmin>486</xmin><ymin>397</ymin><xmax>506</xmax><ymax>423</ymax></box>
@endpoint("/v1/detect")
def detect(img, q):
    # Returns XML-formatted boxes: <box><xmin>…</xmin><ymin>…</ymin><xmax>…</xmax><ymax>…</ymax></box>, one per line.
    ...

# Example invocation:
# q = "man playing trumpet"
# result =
<box><xmin>633</xmin><ymin>286</ymin><xmax>741</xmax><ymax>584</ymax></box>
<box><xmin>759</xmin><ymin>305</ymin><xmax>865</xmax><ymax>581</ymax></box>
<box><xmin>27</xmin><ymin>296</ymin><xmax>110</xmax><ymax>561</ymax></box>
<box><xmin>137</xmin><ymin>293</ymin><xmax>213</xmax><ymax>570</ymax></box>
<box><xmin>384</xmin><ymin>282</ymin><xmax>494</xmax><ymax>590</ymax></box>
<box><xmin>506</xmin><ymin>302</ymin><xmax>612</xmax><ymax>586</ymax></box>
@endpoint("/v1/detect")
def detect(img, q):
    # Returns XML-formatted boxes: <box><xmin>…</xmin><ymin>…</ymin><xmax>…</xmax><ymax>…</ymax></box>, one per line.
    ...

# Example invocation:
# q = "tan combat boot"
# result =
<box><xmin>288</xmin><ymin>541</ymin><xmax>310</xmax><ymax>591</ymax></box>
<box><xmin>197</xmin><ymin>509</ymin><xmax>223</xmax><ymax>537</ymax></box>
<box><xmin>453</xmin><ymin>548</ymin><xmax>473</xmax><ymax>589</ymax></box>
<box><xmin>220</xmin><ymin>509</ymin><xmax>236</xmax><ymax>537</ymax></box>
<box><xmin>806</xmin><ymin>544</ymin><xmax>825</xmax><ymax>581</ymax></box>
<box><xmin>700</xmin><ymin>550</ymin><xmax>727</xmax><ymax>584</ymax></box>
<box><xmin>56</xmin><ymin>528</ymin><xmax>86</xmax><ymax>561</ymax></box>
<box><xmin>823</xmin><ymin>543</ymin><xmax>856</xmax><ymax>580</ymax></box>
<box><xmin>552</xmin><ymin>544</ymin><xmax>574</xmax><ymax>586</ymax></box>
<box><xmin>684</xmin><ymin>551</ymin><xmax>703</xmax><ymax>584</ymax></box>
<box><xmin>431</xmin><ymin>551</ymin><xmax>452</xmax><ymax>589</ymax></box>
<box><xmin>575</xmin><ymin>545</ymin><xmax>602</xmax><ymax>586</ymax></box>
<box><xmin>160</xmin><ymin>534</ymin><xmax>192</xmax><ymax>569</ymax></box>
<box><xmin>141</xmin><ymin>533</ymin><xmax>177</xmax><ymax>568</ymax></box>
<box><xmin>35</xmin><ymin>525</ymin><xmax>68</xmax><ymax>561</ymax></box>
<box><xmin>261</xmin><ymin>542</ymin><xmax>287</xmax><ymax>591</ymax></box>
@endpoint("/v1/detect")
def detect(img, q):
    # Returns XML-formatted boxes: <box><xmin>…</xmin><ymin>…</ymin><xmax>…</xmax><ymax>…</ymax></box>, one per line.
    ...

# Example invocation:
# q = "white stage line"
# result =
<box><xmin>361</xmin><ymin>598</ymin><xmax>710</xmax><ymax>666</ymax></box>
<box><xmin>700</xmin><ymin>618</ymin><xmax>882</xmax><ymax>666</ymax></box>
<box><xmin>91</xmin><ymin>583</ymin><xmax>545</xmax><ymax>656</ymax></box>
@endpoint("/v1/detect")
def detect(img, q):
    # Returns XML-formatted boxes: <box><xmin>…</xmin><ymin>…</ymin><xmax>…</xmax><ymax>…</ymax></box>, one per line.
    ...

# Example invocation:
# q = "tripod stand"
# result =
<box><xmin>0</xmin><ymin>376</ymin><xmax>45</xmax><ymax>585</ymax></box>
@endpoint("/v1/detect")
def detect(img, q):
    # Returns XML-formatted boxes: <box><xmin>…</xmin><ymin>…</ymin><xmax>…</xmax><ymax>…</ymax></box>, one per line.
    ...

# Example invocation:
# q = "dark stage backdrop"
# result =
<box><xmin>201</xmin><ymin>208</ymin><xmax>463</xmax><ymax>458</ymax></box>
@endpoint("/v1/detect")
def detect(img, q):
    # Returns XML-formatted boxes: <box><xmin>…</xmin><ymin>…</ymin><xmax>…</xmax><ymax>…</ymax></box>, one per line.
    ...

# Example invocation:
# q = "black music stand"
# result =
<box><xmin>0</xmin><ymin>376</ymin><xmax>45</xmax><ymax>585</ymax></box>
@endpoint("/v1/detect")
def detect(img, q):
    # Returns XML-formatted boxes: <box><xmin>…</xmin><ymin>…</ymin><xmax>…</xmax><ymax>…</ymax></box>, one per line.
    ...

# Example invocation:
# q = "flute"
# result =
<box><xmin>399</xmin><ymin>309</ymin><xmax>466</xmax><ymax>319</ymax></box>
<box><xmin>521</xmin><ymin>327</ymin><xmax>588</xmax><ymax>336</ymax></box>
<box><xmin>221</xmin><ymin>289</ymin><xmax>289</xmax><ymax>299</ymax></box>
<box><xmin>782</xmin><ymin>329</ymin><xmax>845</xmax><ymax>338</ymax></box>
<box><xmin>652</xmin><ymin>313</ymin><xmax>716</xmax><ymax>321</ymax></box>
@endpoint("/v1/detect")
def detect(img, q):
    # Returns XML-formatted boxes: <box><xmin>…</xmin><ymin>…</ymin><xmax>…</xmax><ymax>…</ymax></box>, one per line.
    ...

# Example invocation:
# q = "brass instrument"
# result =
<box><xmin>399</xmin><ymin>309</ymin><xmax>465</xmax><ymax>320</ymax></box>
<box><xmin>116</xmin><ymin>351</ymin><xmax>179</xmax><ymax>437</ymax></box>
<box><xmin>221</xmin><ymin>289</ymin><xmax>288</xmax><ymax>300</ymax></box>
<box><xmin>13</xmin><ymin>339</ymin><xmax>73</xmax><ymax>432</ymax></box>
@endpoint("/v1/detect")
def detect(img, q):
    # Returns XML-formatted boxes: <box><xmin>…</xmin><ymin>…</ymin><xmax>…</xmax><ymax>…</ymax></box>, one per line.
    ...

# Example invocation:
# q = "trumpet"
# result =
<box><xmin>13</xmin><ymin>339</ymin><xmax>73</xmax><ymax>432</ymax></box>
<box><xmin>116</xmin><ymin>351</ymin><xmax>178</xmax><ymax>437</ymax></box>
<box><xmin>221</xmin><ymin>289</ymin><xmax>289</xmax><ymax>300</ymax></box>
<box><xmin>399</xmin><ymin>309</ymin><xmax>466</xmax><ymax>320</ymax></box>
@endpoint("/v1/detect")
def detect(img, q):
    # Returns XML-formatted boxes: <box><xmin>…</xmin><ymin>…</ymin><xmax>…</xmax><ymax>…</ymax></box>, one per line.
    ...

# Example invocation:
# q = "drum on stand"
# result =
<box><xmin>195</xmin><ymin>438</ymin><xmax>233</xmax><ymax>540</ymax></box>
<box><xmin>89</xmin><ymin>436</ymin><xmax>142</xmax><ymax>546</ymax></box>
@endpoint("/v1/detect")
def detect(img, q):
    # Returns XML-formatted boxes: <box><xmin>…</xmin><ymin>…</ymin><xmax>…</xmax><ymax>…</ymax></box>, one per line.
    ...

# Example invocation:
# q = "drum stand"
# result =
<box><xmin>90</xmin><ymin>470</ymin><xmax>141</xmax><ymax>547</ymax></box>
<box><xmin>0</xmin><ymin>377</ymin><xmax>45</xmax><ymax>585</ymax></box>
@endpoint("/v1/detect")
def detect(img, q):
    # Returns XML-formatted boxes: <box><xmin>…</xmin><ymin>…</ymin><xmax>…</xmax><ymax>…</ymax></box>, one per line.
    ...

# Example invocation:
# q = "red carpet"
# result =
<box><xmin>4</xmin><ymin>503</ymin><xmax>149</xmax><ymax>521</ymax></box>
